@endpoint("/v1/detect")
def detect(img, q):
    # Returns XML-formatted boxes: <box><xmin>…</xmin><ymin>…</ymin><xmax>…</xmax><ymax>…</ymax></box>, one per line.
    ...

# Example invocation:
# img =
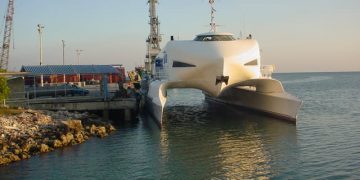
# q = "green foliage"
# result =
<box><xmin>0</xmin><ymin>69</ymin><xmax>10</xmax><ymax>101</ymax></box>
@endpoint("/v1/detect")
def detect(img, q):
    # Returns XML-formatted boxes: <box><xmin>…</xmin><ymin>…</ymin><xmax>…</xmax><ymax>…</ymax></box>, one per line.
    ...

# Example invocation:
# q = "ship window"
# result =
<box><xmin>173</xmin><ymin>61</ymin><xmax>196</xmax><ymax>68</ymax></box>
<box><xmin>245</xmin><ymin>59</ymin><xmax>258</xmax><ymax>66</ymax></box>
<box><xmin>194</xmin><ymin>35</ymin><xmax>236</xmax><ymax>41</ymax></box>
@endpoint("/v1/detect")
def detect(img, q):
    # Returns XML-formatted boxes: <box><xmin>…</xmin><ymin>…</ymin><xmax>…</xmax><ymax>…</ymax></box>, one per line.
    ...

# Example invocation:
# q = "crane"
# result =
<box><xmin>0</xmin><ymin>0</ymin><xmax>15</xmax><ymax>70</ymax></box>
<box><xmin>145</xmin><ymin>0</ymin><xmax>162</xmax><ymax>74</ymax></box>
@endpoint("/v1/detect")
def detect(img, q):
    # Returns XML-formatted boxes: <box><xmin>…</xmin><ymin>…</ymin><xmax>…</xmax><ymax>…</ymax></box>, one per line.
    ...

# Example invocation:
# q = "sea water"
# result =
<box><xmin>0</xmin><ymin>72</ymin><xmax>359</xmax><ymax>179</ymax></box>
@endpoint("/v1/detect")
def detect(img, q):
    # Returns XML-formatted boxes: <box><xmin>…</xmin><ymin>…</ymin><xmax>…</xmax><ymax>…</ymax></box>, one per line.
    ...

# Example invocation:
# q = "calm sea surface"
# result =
<box><xmin>0</xmin><ymin>72</ymin><xmax>359</xmax><ymax>179</ymax></box>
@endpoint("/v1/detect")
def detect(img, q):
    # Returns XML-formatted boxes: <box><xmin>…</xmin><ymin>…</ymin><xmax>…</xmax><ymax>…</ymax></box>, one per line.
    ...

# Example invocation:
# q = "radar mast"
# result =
<box><xmin>209</xmin><ymin>0</ymin><xmax>216</xmax><ymax>32</ymax></box>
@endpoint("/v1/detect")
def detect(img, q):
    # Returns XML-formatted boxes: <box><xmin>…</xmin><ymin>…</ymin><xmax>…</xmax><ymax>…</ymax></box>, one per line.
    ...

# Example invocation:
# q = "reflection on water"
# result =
<box><xmin>157</xmin><ymin>89</ymin><xmax>298</xmax><ymax>179</ymax></box>
<box><xmin>0</xmin><ymin>89</ymin><xmax>298</xmax><ymax>179</ymax></box>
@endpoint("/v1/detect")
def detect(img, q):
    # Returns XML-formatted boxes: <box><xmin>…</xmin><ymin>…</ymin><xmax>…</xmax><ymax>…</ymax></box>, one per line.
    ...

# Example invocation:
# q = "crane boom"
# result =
<box><xmin>0</xmin><ymin>0</ymin><xmax>15</xmax><ymax>70</ymax></box>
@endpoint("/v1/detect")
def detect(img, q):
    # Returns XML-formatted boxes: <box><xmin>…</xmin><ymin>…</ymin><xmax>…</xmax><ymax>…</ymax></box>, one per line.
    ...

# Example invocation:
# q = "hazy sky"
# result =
<box><xmin>1</xmin><ymin>0</ymin><xmax>359</xmax><ymax>72</ymax></box>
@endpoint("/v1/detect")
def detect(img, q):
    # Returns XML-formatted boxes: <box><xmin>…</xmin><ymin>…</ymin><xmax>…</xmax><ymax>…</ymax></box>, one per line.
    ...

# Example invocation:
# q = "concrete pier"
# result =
<box><xmin>6</xmin><ymin>97</ymin><xmax>137</xmax><ymax>121</ymax></box>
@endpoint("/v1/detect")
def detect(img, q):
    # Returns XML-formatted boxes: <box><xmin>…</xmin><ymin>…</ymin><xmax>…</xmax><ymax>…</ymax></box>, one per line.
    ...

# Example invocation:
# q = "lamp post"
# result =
<box><xmin>62</xmin><ymin>40</ymin><xmax>65</xmax><ymax>65</ymax></box>
<box><xmin>76</xmin><ymin>49</ymin><xmax>83</xmax><ymax>65</ymax></box>
<box><xmin>62</xmin><ymin>40</ymin><xmax>66</xmax><ymax>83</ymax></box>
<box><xmin>75</xmin><ymin>49</ymin><xmax>83</xmax><ymax>83</ymax></box>
<box><xmin>37</xmin><ymin>24</ymin><xmax>44</xmax><ymax>87</ymax></box>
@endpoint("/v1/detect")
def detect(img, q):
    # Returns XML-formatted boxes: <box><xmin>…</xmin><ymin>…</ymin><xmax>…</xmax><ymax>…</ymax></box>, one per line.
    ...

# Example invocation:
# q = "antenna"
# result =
<box><xmin>209</xmin><ymin>0</ymin><xmax>216</xmax><ymax>32</ymax></box>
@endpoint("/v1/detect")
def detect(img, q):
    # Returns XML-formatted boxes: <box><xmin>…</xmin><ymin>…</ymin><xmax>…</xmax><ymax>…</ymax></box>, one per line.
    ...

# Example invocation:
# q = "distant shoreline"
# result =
<box><xmin>274</xmin><ymin>71</ymin><xmax>360</xmax><ymax>74</ymax></box>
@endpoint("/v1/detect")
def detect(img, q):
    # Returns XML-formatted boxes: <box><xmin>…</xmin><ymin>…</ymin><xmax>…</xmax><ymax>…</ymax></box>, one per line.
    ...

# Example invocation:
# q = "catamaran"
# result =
<box><xmin>144</xmin><ymin>0</ymin><xmax>302</xmax><ymax>126</ymax></box>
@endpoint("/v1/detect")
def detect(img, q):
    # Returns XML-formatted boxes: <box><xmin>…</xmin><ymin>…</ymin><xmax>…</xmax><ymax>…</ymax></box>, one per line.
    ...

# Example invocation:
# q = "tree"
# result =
<box><xmin>0</xmin><ymin>69</ymin><xmax>10</xmax><ymax>102</ymax></box>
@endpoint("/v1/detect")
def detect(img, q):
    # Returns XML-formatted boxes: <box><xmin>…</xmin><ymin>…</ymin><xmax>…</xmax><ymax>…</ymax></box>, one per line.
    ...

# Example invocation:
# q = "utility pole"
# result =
<box><xmin>37</xmin><ymin>24</ymin><xmax>44</xmax><ymax>87</ymax></box>
<box><xmin>62</xmin><ymin>40</ymin><xmax>65</xmax><ymax>65</ymax></box>
<box><xmin>76</xmin><ymin>49</ymin><xmax>83</xmax><ymax>65</ymax></box>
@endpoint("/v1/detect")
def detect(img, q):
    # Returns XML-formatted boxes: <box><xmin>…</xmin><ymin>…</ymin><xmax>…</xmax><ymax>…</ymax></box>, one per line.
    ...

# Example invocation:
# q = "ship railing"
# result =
<box><xmin>261</xmin><ymin>65</ymin><xmax>275</xmax><ymax>79</ymax></box>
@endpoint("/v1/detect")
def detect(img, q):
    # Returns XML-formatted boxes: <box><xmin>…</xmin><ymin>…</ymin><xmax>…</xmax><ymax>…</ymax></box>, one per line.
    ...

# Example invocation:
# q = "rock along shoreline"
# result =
<box><xmin>0</xmin><ymin>109</ymin><xmax>116</xmax><ymax>166</ymax></box>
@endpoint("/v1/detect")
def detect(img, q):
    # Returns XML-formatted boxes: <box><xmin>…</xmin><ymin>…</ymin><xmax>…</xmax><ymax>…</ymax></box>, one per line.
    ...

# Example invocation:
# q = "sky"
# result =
<box><xmin>0</xmin><ymin>0</ymin><xmax>359</xmax><ymax>72</ymax></box>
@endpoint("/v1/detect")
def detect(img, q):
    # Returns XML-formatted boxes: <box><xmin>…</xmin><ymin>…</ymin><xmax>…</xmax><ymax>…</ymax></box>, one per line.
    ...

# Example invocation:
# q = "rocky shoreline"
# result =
<box><xmin>0</xmin><ymin>109</ymin><xmax>116</xmax><ymax>166</ymax></box>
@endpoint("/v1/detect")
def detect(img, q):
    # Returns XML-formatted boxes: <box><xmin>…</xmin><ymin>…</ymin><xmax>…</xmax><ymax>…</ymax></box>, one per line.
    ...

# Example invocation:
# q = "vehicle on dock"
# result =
<box><xmin>26</xmin><ymin>84</ymin><xmax>89</xmax><ymax>99</ymax></box>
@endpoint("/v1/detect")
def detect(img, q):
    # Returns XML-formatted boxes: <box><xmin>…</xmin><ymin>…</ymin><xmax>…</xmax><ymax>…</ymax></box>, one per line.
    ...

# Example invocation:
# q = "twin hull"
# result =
<box><xmin>146</xmin><ymin>34</ymin><xmax>301</xmax><ymax>126</ymax></box>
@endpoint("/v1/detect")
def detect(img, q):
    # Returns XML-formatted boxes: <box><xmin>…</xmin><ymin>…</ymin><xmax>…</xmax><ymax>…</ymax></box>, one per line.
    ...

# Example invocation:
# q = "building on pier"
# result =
<box><xmin>20</xmin><ymin>65</ymin><xmax>126</xmax><ymax>86</ymax></box>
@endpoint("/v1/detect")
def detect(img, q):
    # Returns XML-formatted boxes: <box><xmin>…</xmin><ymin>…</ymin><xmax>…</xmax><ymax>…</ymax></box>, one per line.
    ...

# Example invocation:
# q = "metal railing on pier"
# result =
<box><xmin>4</xmin><ymin>83</ymin><xmax>122</xmax><ymax>108</ymax></box>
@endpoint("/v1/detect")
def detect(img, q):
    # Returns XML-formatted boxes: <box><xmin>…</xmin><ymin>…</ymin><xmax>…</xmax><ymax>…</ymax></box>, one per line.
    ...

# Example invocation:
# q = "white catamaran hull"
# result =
<box><xmin>205</xmin><ymin>88</ymin><xmax>302</xmax><ymax>122</ymax></box>
<box><xmin>145</xmin><ymin>32</ymin><xmax>302</xmax><ymax>126</ymax></box>
<box><xmin>146</xmin><ymin>80</ymin><xmax>167</xmax><ymax>126</ymax></box>
<box><xmin>146</xmin><ymin>78</ymin><xmax>302</xmax><ymax>125</ymax></box>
